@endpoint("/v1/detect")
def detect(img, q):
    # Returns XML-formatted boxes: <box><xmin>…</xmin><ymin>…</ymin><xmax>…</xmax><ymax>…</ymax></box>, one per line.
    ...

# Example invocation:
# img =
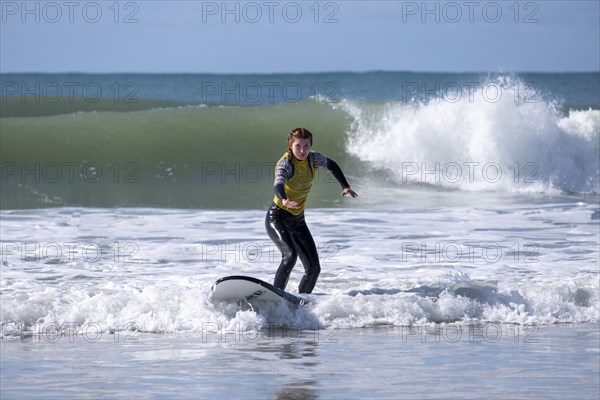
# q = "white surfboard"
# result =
<box><xmin>211</xmin><ymin>275</ymin><xmax>309</xmax><ymax>306</ymax></box>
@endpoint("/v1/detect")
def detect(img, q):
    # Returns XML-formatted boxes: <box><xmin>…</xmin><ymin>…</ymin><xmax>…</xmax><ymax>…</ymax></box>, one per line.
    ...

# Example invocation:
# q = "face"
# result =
<box><xmin>290</xmin><ymin>138</ymin><xmax>311</xmax><ymax>161</ymax></box>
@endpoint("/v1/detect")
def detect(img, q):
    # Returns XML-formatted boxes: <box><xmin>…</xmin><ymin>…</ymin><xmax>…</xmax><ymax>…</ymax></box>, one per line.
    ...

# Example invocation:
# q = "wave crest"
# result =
<box><xmin>343</xmin><ymin>76</ymin><xmax>599</xmax><ymax>194</ymax></box>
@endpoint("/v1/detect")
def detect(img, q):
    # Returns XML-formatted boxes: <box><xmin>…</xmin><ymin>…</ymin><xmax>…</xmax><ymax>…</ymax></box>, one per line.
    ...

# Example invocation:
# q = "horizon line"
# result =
<box><xmin>1</xmin><ymin>69</ymin><xmax>599</xmax><ymax>75</ymax></box>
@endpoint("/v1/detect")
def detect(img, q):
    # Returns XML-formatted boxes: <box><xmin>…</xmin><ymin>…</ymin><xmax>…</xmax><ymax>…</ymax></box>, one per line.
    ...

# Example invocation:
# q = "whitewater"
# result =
<box><xmin>1</xmin><ymin>200</ymin><xmax>598</xmax><ymax>332</ymax></box>
<box><xmin>1</xmin><ymin>200</ymin><xmax>598</xmax><ymax>398</ymax></box>
<box><xmin>1</xmin><ymin>72</ymin><xmax>599</xmax><ymax>399</ymax></box>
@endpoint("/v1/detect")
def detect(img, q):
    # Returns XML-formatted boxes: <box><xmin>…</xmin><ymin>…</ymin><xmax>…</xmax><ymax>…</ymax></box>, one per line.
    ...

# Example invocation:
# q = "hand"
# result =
<box><xmin>282</xmin><ymin>198</ymin><xmax>300</xmax><ymax>209</ymax></box>
<box><xmin>342</xmin><ymin>187</ymin><xmax>358</xmax><ymax>198</ymax></box>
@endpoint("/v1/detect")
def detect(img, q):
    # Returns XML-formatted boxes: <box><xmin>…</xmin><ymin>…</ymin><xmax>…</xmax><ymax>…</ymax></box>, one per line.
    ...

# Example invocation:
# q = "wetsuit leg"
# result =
<box><xmin>292</xmin><ymin>221</ymin><xmax>321</xmax><ymax>294</ymax></box>
<box><xmin>265</xmin><ymin>214</ymin><xmax>298</xmax><ymax>290</ymax></box>
<box><xmin>265</xmin><ymin>203</ymin><xmax>321</xmax><ymax>294</ymax></box>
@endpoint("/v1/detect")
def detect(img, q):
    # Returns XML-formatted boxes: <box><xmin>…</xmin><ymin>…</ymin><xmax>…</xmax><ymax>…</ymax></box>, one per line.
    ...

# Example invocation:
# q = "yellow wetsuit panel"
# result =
<box><xmin>273</xmin><ymin>152</ymin><xmax>315</xmax><ymax>215</ymax></box>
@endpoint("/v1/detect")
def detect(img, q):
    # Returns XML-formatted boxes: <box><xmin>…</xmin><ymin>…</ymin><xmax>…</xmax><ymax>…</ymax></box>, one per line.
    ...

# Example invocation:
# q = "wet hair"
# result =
<box><xmin>287</xmin><ymin>127</ymin><xmax>313</xmax><ymax>161</ymax></box>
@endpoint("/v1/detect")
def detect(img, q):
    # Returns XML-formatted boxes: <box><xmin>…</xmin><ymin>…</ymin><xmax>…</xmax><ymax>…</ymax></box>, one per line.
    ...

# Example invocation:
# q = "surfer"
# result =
<box><xmin>266</xmin><ymin>127</ymin><xmax>358</xmax><ymax>294</ymax></box>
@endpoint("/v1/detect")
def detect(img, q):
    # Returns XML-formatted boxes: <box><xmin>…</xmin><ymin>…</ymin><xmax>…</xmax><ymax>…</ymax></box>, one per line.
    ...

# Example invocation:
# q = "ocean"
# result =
<box><xmin>1</xmin><ymin>72</ymin><xmax>599</xmax><ymax>399</ymax></box>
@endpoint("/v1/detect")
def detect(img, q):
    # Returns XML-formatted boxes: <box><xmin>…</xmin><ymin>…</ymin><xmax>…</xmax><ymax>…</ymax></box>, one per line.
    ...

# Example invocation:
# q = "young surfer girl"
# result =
<box><xmin>265</xmin><ymin>127</ymin><xmax>358</xmax><ymax>294</ymax></box>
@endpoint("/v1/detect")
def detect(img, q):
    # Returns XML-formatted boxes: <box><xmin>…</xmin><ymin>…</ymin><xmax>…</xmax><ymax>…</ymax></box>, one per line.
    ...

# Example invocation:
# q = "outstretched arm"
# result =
<box><xmin>274</xmin><ymin>181</ymin><xmax>300</xmax><ymax>209</ymax></box>
<box><xmin>323</xmin><ymin>156</ymin><xmax>358</xmax><ymax>198</ymax></box>
<box><xmin>274</xmin><ymin>159</ymin><xmax>300</xmax><ymax>209</ymax></box>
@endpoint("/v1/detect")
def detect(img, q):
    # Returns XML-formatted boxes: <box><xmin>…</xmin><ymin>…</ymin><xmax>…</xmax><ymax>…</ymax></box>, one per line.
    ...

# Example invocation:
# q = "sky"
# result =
<box><xmin>1</xmin><ymin>0</ymin><xmax>599</xmax><ymax>73</ymax></box>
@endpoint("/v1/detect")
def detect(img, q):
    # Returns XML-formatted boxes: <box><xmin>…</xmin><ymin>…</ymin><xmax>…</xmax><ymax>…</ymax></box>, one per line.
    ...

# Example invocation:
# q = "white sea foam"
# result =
<box><xmin>343</xmin><ymin>77</ymin><xmax>600</xmax><ymax>194</ymax></box>
<box><xmin>1</xmin><ymin>203</ymin><xmax>598</xmax><ymax>337</ymax></box>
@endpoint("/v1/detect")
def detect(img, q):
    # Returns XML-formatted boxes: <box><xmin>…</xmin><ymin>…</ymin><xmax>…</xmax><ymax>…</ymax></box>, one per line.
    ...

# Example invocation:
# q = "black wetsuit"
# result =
<box><xmin>266</xmin><ymin>203</ymin><xmax>321</xmax><ymax>293</ymax></box>
<box><xmin>265</xmin><ymin>151</ymin><xmax>350</xmax><ymax>294</ymax></box>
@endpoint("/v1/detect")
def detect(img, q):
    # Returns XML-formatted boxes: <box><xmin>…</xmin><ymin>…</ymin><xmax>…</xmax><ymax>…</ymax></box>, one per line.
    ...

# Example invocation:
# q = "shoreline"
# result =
<box><xmin>2</xmin><ymin>322</ymin><xmax>598</xmax><ymax>399</ymax></box>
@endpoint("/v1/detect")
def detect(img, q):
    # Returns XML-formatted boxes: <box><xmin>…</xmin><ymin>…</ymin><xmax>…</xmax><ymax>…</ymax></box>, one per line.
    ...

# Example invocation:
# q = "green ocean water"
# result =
<box><xmin>1</xmin><ymin>73</ymin><xmax>599</xmax><ymax>400</ymax></box>
<box><xmin>1</xmin><ymin>72</ymin><xmax>598</xmax><ymax>209</ymax></box>
<box><xmin>1</xmin><ymin>102</ymin><xmax>354</xmax><ymax>208</ymax></box>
